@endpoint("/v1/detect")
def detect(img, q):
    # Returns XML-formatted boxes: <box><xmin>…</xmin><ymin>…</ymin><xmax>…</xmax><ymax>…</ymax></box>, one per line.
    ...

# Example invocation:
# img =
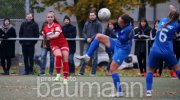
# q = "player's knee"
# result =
<box><xmin>95</xmin><ymin>34</ymin><xmax>103</xmax><ymax>40</ymax></box>
<box><xmin>62</xmin><ymin>54</ymin><xmax>69</xmax><ymax>62</ymax></box>
<box><xmin>173</xmin><ymin>64</ymin><xmax>180</xmax><ymax>71</ymax></box>
<box><xmin>110</xmin><ymin>66</ymin><xmax>117</xmax><ymax>73</ymax></box>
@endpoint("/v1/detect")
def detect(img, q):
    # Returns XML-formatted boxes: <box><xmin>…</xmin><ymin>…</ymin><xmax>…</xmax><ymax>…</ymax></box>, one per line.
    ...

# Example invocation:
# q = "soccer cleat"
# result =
<box><xmin>90</xmin><ymin>74</ymin><xmax>96</xmax><ymax>77</ymax></box>
<box><xmin>170</xmin><ymin>71</ymin><xmax>177</xmax><ymax>77</ymax></box>
<box><xmin>75</xmin><ymin>55</ymin><xmax>90</xmax><ymax>63</ymax></box>
<box><xmin>63</xmin><ymin>78</ymin><xmax>68</xmax><ymax>85</ymax></box>
<box><xmin>54</xmin><ymin>74</ymin><xmax>61</xmax><ymax>81</ymax></box>
<box><xmin>146</xmin><ymin>91</ymin><xmax>152</xmax><ymax>97</ymax></box>
<box><xmin>78</xmin><ymin>73</ymin><xmax>84</xmax><ymax>76</ymax></box>
<box><xmin>111</xmin><ymin>92</ymin><xmax>124</xmax><ymax>97</ymax></box>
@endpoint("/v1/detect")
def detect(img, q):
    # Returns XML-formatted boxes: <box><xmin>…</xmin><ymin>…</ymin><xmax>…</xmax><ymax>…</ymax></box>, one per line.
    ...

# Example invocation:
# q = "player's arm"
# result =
<box><xmin>169</xmin><ymin>5</ymin><xmax>176</xmax><ymax>12</ymax></box>
<box><xmin>47</xmin><ymin>32</ymin><xmax>60</xmax><ymax>39</ymax></box>
<box><xmin>47</xmin><ymin>26</ymin><xmax>62</xmax><ymax>39</ymax></box>
<box><xmin>118</xmin><ymin>26</ymin><xmax>132</xmax><ymax>43</ymax></box>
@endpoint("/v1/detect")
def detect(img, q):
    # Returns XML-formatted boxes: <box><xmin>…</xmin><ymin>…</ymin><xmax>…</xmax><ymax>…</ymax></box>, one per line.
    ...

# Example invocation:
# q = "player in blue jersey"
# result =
<box><xmin>146</xmin><ymin>5</ymin><xmax>180</xmax><ymax>97</ymax></box>
<box><xmin>76</xmin><ymin>14</ymin><xmax>134</xmax><ymax>97</ymax></box>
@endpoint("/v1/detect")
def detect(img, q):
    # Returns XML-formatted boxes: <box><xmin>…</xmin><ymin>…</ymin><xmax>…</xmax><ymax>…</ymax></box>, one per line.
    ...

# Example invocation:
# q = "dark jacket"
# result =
<box><xmin>134</xmin><ymin>26</ymin><xmax>152</xmax><ymax>55</ymax></box>
<box><xmin>82</xmin><ymin>19</ymin><xmax>102</xmax><ymax>42</ymax></box>
<box><xmin>104</xmin><ymin>28</ymin><xmax>117</xmax><ymax>38</ymax></box>
<box><xmin>39</xmin><ymin>21</ymin><xmax>51</xmax><ymax>50</ymax></box>
<box><xmin>0</xmin><ymin>25</ymin><xmax>16</xmax><ymax>58</ymax></box>
<box><xmin>62</xmin><ymin>24</ymin><xmax>77</xmax><ymax>53</ymax></box>
<box><xmin>173</xmin><ymin>20</ymin><xmax>180</xmax><ymax>54</ymax></box>
<box><xmin>19</xmin><ymin>20</ymin><xmax>39</xmax><ymax>45</ymax></box>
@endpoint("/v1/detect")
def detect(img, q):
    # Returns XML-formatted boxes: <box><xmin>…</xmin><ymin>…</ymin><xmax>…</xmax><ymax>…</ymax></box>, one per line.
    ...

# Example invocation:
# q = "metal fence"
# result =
<box><xmin>0</xmin><ymin>38</ymin><xmax>180</xmax><ymax>70</ymax></box>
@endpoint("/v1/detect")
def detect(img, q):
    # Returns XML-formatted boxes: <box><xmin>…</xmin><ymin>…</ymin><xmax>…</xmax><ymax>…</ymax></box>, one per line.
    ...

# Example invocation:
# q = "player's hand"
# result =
<box><xmin>43</xmin><ymin>45</ymin><xmax>47</xmax><ymax>48</ymax></box>
<box><xmin>138</xmin><ymin>35</ymin><xmax>142</xmax><ymax>38</ymax></box>
<box><xmin>47</xmin><ymin>35</ymin><xmax>51</xmax><ymax>40</ymax></box>
<box><xmin>169</xmin><ymin>5</ymin><xmax>176</xmax><ymax>12</ymax></box>
<box><xmin>87</xmin><ymin>38</ymin><xmax>92</xmax><ymax>43</ymax></box>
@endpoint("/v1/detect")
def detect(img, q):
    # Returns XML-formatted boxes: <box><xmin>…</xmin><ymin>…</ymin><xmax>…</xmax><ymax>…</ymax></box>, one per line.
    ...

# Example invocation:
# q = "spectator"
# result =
<box><xmin>62</xmin><ymin>15</ymin><xmax>77</xmax><ymax>75</ymax></box>
<box><xmin>0</xmin><ymin>18</ymin><xmax>16</xmax><ymax>75</ymax></box>
<box><xmin>174</xmin><ymin>19</ymin><xmax>180</xmax><ymax>63</ymax></box>
<box><xmin>134</xmin><ymin>18</ymin><xmax>152</xmax><ymax>76</ymax></box>
<box><xmin>19</xmin><ymin>13</ymin><xmax>39</xmax><ymax>75</ymax></box>
<box><xmin>78</xmin><ymin>10</ymin><xmax>102</xmax><ymax>76</ymax></box>
<box><xmin>39</xmin><ymin>21</ymin><xmax>54</xmax><ymax>76</ymax></box>
<box><xmin>150</xmin><ymin>20</ymin><xmax>163</xmax><ymax>77</ymax></box>
<box><xmin>171</xmin><ymin>19</ymin><xmax>180</xmax><ymax>77</ymax></box>
<box><xmin>104</xmin><ymin>20</ymin><xmax>117</xmax><ymax>75</ymax></box>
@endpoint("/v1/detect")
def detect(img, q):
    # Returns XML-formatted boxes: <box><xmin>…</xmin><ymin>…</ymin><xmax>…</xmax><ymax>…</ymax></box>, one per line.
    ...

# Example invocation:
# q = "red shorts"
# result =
<box><xmin>50</xmin><ymin>43</ymin><xmax>69</xmax><ymax>53</ymax></box>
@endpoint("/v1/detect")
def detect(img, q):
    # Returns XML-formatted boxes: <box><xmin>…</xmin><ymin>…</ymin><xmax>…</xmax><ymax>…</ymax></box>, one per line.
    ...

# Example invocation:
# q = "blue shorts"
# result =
<box><xmin>109</xmin><ymin>38</ymin><xmax>130</xmax><ymax>65</ymax></box>
<box><xmin>148</xmin><ymin>50</ymin><xmax>177</xmax><ymax>68</ymax></box>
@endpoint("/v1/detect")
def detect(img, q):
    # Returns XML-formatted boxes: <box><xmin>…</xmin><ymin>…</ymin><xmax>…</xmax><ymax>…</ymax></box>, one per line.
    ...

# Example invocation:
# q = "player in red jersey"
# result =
<box><xmin>42</xmin><ymin>11</ymin><xmax>69</xmax><ymax>84</ymax></box>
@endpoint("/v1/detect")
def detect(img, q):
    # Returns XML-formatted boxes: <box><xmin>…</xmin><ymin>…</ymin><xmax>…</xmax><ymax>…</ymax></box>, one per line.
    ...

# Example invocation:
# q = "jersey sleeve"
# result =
<box><xmin>55</xmin><ymin>24</ymin><xmax>62</xmax><ymax>33</ymax></box>
<box><xmin>118</xmin><ymin>25</ymin><xmax>132</xmax><ymax>43</ymax></box>
<box><xmin>158</xmin><ymin>18</ymin><xmax>169</xmax><ymax>30</ymax></box>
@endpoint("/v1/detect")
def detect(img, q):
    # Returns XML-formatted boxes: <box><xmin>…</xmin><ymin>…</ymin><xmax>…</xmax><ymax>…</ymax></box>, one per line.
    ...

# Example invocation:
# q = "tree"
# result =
<box><xmin>40</xmin><ymin>0</ymin><xmax>139</xmax><ymax>34</ymax></box>
<box><xmin>0</xmin><ymin>0</ymin><xmax>25</xmax><ymax>19</ymax></box>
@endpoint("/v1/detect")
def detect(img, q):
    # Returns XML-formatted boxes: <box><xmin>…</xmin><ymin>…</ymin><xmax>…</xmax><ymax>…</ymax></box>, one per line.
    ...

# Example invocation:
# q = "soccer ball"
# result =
<box><xmin>98</xmin><ymin>8</ymin><xmax>111</xmax><ymax>21</ymax></box>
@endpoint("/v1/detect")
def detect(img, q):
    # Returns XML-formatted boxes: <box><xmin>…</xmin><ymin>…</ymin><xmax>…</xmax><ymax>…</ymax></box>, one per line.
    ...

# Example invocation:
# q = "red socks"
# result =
<box><xmin>55</xmin><ymin>55</ymin><xmax>69</xmax><ymax>79</ymax></box>
<box><xmin>55</xmin><ymin>56</ymin><xmax>62</xmax><ymax>74</ymax></box>
<box><xmin>63</xmin><ymin>62</ymin><xmax>69</xmax><ymax>79</ymax></box>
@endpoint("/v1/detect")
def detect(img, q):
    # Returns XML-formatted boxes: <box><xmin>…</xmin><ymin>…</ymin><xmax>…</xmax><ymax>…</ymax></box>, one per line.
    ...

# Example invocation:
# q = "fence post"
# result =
<box><xmin>25</xmin><ymin>0</ymin><xmax>30</xmax><ymax>14</ymax></box>
<box><xmin>146</xmin><ymin>39</ymin><xmax>149</xmax><ymax>70</ymax></box>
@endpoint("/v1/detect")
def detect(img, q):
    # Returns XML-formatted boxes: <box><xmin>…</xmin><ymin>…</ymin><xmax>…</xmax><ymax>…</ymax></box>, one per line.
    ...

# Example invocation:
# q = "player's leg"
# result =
<box><xmin>164</xmin><ymin>53</ymin><xmax>180</xmax><ymax>79</ymax></box>
<box><xmin>173</xmin><ymin>64</ymin><xmax>180</xmax><ymax>79</ymax></box>
<box><xmin>76</xmin><ymin>34</ymin><xmax>110</xmax><ymax>62</ymax></box>
<box><xmin>110</xmin><ymin>48</ymin><xmax>130</xmax><ymax>97</ymax></box>
<box><xmin>146</xmin><ymin>50</ymin><xmax>159</xmax><ymax>97</ymax></box>
<box><xmin>86</xmin><ymin>34</ymin><xmax>110</xmax><ymax>56</ymax></box>
<box><xmin>61</xmin><ymin>48</ymin><xmax>69</xmax><ymax>85</ymax></box>
<box><xmin>146</xmin><ymin>67</ymin><xmax>155</xmax><ymax>97</ymax></box>
<box><xmin>52</xmin><ymin>47</ymin><xmax>62</xmax><ymax>81</ymax></box>
<box><xmin>110</xmin><ymin>61</ymin><xmax>124</xmax><ymax>97</ymax></box>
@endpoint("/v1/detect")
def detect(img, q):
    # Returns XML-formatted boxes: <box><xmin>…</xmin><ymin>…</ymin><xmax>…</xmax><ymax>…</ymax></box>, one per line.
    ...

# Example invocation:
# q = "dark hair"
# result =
<box><xmin>107</xmin><ymin>19</ymin><xmax>115</xmax><ymax>28</ymax></box>
<box><xmin>48</xmin><ymin>11</ymin><xmax>59</xmax><ymax>24</ymax></box>
<box><xmin>121</xmin><ymin>14</ymin><xmax>134</xmax><ymax>26</ymax></box>
<box><xmin>89</xmin><ymin>10</ymin><xmax>96</xmax><ymax>15</ymax></box>
<box><xmin>26</xmin><ymin>13</ymin><xmax>33</xmax><ymax>16</ymax></box>
<box><xmin>138</xmin><ymin>18</ymin><xmax>149</xmax><ymax>29</ymax></box>
<box><xmin>153</xmin><ymin>19</ymin><xmax>159</xmax><ymax>28</ymax></box>
<box><xmin>3</xmin><ymin>18</ymin><xmax>11</xmax><ymax>26</ymax></box>
<box><xmin>63</xmin><ymin>15</ymin><xmax>70</xmax><ymax>21</ymax></box>
<box><xmin>164</xmin><ymin>11</ymin><xmax>179</xmax><ymax>27</ymax></box>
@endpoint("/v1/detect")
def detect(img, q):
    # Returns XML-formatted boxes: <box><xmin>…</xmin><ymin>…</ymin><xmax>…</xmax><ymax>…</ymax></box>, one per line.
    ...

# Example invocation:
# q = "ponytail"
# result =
<box><xmin>121</xmin><ymin>14</ymin><xmax>134</xmax><ymax>27</ymax></box>
<box><xmin>165</xmin><ymin>11</ymin><xmax>179</xmax><ymax>27</ymax></box>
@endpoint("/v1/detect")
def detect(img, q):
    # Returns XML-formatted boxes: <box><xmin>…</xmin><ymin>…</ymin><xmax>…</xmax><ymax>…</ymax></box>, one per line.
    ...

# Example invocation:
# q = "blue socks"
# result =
<box><xmin>146</xmin><ymin>72</ymin><xmax>153</xmax><ymax>91</ymax></box>
<box><xmin>176</xmin><ymin>70</ymin><xmax>180</xmax><ymax>80</ymax></box>
<box><xmin>112</xmin><ymin>73</ymin><xmax>122</xmax><ymax>92</ymax></box>
<box><xmin>86</xmin><ymin>39</ymin><xmax>99</xmax><ymax>57</ymax></box>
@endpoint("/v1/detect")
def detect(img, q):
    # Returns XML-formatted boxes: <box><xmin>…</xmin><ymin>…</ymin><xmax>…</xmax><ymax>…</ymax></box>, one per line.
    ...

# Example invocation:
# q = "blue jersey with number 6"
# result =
<box><xmin>148</xmin><ymin>18</ymin><xmax>179</xmax><ymax>68</ymax></box>
<box><xmin>152</xmin><ymin>18</ymin><xmax>179</xmax><ymax>53</ymax></box>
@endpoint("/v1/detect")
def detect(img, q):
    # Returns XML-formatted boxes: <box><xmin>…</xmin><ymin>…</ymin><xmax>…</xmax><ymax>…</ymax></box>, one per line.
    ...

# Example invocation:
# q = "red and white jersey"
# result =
<box><xmin>43</xmin><ymin>23</ymin><xmax>68</xmax><ymax>47</ymax></box>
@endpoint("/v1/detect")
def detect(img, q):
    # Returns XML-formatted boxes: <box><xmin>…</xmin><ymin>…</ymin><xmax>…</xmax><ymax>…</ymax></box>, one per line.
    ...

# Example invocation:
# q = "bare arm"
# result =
<box><xmin>47</xmin><ymin>32</ymin><xmax>60</xmax><ymax>39</ymax></box>
<box><xmin>169</xmin><ymin>5</ymin><xmax>176</xmax><ymax>12</ymax></box>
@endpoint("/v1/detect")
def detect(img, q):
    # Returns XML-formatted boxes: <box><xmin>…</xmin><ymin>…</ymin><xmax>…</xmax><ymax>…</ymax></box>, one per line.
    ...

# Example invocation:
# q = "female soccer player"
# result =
<box><xmin>76</xmin><ymin>14</ymin><xmax>134</xmax><ymax>97</ymax></box>
<box><xmin>146</xmin><ymin>5</ymin><xmax>180</xmax><ymax>97</ymax></box>
<box><xmin>42</xmin><ymin>11</ymin><xmax>69</xmax><ymax>84</ymax></box>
